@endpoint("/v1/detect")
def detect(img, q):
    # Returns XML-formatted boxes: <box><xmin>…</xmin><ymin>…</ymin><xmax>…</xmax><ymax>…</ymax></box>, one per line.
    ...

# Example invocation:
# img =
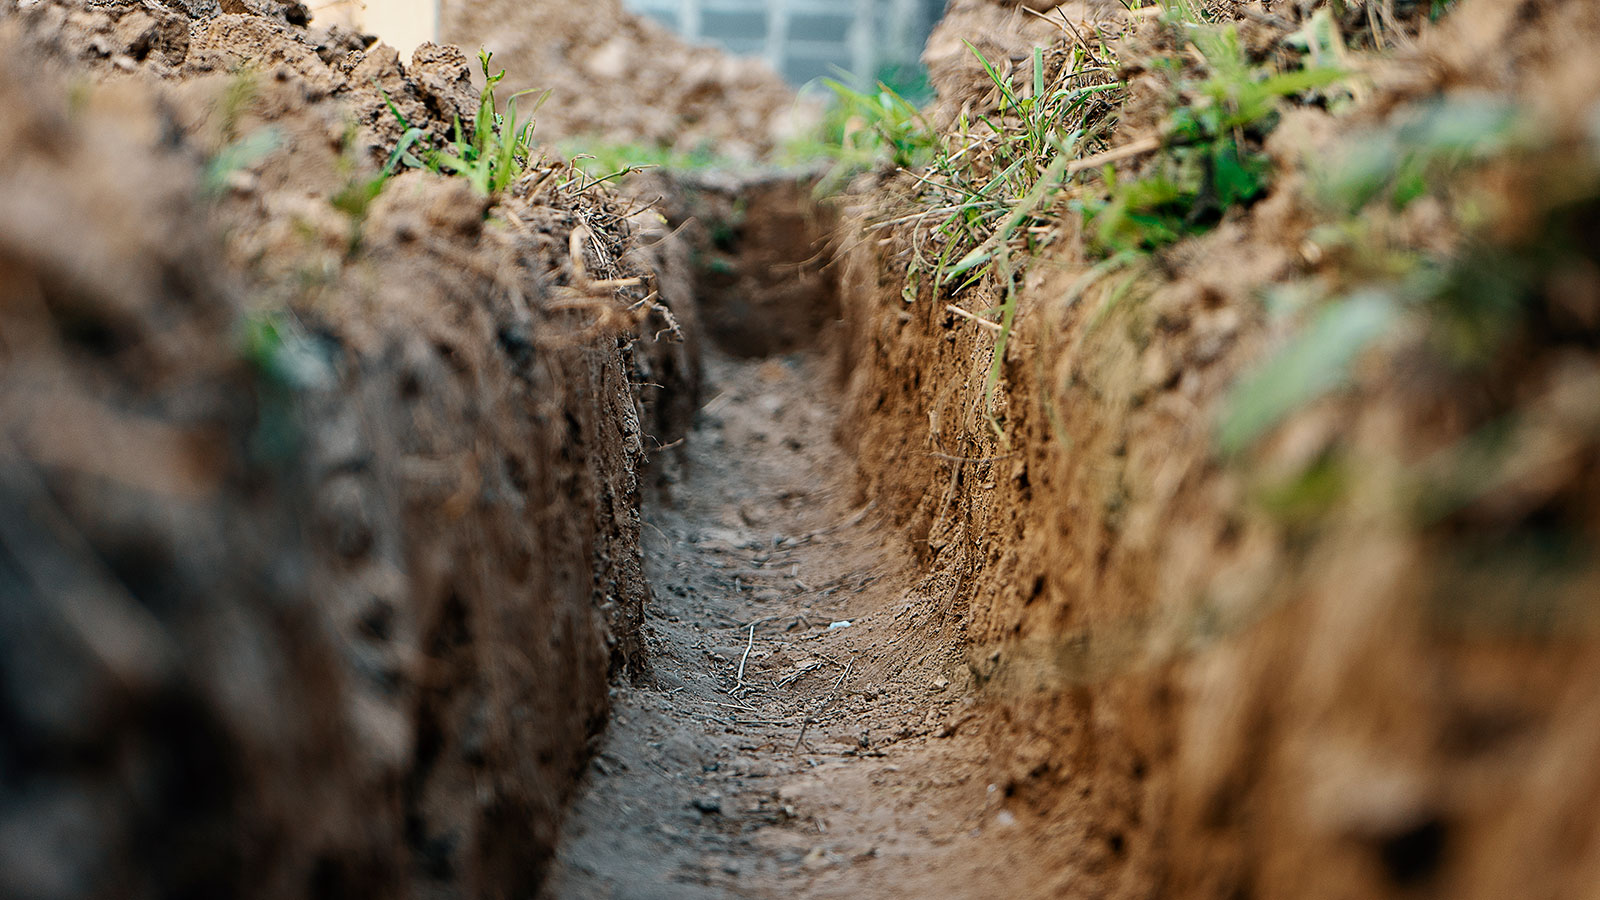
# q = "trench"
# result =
<box><xmin>543</xmin><ymin>349</ymin><xmax>1031</xmax><ymax>900</ymax></box>
<box><xmin>537</xmin><ymin>177</ymin><xmax>1063</xmax><ymax>900</ymax></box>
<box><xmin>10</xmin><ymin>3</ymin><xmax>1600</xmax><ymax>899</ymax></box>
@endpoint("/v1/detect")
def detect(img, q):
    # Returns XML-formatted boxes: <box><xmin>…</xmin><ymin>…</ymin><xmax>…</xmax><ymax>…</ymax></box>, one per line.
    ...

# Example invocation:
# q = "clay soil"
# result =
<box><xmin>1</xmin><ymin>2</ymin><xmax>693</xmax><ymax>897</ymax></box>
<box><xmin>5</xmin><ymin>1</ymin><xmax>1600</xmax><ymax>899</ymax></box>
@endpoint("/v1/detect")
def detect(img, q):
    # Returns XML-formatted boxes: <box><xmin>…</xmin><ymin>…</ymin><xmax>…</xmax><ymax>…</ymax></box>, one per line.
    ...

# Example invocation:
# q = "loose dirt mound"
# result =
<box><xmin>838</xmin><ymin>0</ymin><xmax>1600</xmax><ymax>897</ymax></box>
<box><xmin>440</xmin><ymin>0</ymin><xmax>806</xmax><ymax>162</ymax></box>
<box><xmin>0</xmin><ymin>3</ymin><xmax>697</xmax><ymax>898</ymax></box>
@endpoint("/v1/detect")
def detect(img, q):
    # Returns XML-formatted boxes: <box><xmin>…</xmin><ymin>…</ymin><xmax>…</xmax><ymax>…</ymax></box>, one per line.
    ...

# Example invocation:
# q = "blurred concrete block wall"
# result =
<box><xmin>307</xmin><ymin>0</ymin><xmax>943</xmax><ymax>84</ymax></box>
<box><xmin>623</xmin><ymin>0</ymin><xmax>945</xmax><ymax>86</ymax></box>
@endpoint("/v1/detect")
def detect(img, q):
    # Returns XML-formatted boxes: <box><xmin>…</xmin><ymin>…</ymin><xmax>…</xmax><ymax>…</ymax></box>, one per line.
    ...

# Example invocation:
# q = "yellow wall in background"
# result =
<box><xmin>308</xmin><ymin>0</ymin><xmax>439</xmax><ymax>56</ymax></box>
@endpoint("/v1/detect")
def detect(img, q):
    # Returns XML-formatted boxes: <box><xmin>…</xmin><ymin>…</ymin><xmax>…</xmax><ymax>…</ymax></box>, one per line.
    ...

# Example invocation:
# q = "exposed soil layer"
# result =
<box><xmin>7</xmin><ymin>1</ymin><xmax>1600</xmax><ymax>899</ymax></box>
<box><xmin>833</xmin><ymin>1</ymin><xmax>1600</xmax><ymax>898</ymax></box>
<box><xmin>653</xmin><ymin>173</ymin><xmax>842</xmax><ymax>358</ymax></box>
<box><xmin>0</xmin><ymin>3</ymin><xmax>695</xmax><ymax>898</ymax></box>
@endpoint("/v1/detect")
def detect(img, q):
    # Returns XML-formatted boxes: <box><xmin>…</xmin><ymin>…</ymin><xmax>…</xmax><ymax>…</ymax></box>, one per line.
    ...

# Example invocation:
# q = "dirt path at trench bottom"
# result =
<box><xmin>541</xmin><ymin>349</ymin><xmax>1058</xmax><ymax>900</ymax></box>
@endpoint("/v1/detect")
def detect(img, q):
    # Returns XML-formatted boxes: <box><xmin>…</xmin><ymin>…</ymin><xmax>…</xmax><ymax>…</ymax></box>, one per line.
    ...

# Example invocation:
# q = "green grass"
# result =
<box><xmin>1216</xmin><ymin>83</ymin><xmax>1600</xmax><ymax>459</ymax></box>
<box><xmin>328</xmin><ymin>123</ymin><xmax>397</xmax><ymax>252</ymax></box>
<box><xmin>202</xmin><ymin>69</ymin><xmax>279</xmax><ymax>197</ymax></box>
<box><xmin>555</xmin><ymin>68</ymin><xmax>941</xmax><ymax>187</ymax></box>
<box><xmin>908</xmin><ymin>40</ymin><xmax>1124</xmax><ymax>296</ymax></box>
<box><xmin>1313</xmin><ymin>96</ymin><xmax>1523</xmax><ymax>215</ymax></box>
<box><xmin>877</xmin><ymin>5</ymin><xmax>1345</xmax><ymax>433</ymax></box>
<box><xmin>239</xmin><ymin>310</ymin><xmax>333</xmax><ymax>463</ymax></box>
<box><xmin>562</xmin><ymin>139</ymin><xmax>732</xmax><ymax>178</ymax></box>
<box><xmin>791</xmin><ymin>76</ymin><xmax>942</xmax><ymax>194</ymax></box>
<box><xmin>384</xmin><ymin>49</ymin><xmax>548</xmax><ymax>197</ymax></box>
<box><xmin>203</xmin><ymin>126</ymin><xmax>280</xmax><ymax>196</ymax></box>
<box><xmin>921</xmin><ymin>39</ymin><xmax>1128</xmax><ymax>434</ymax></box>
<box><xmin>1086</xmin><ymin>20</ymin><xmax>1346</xmax><ymax>253</ymax></box>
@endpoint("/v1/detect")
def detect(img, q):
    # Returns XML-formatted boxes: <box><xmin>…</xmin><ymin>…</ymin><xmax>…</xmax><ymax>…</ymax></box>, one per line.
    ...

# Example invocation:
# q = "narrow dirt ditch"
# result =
<box><xmin>535</xmin><ymin>169</ymin><xmax>1059</xmax><ymax>897</ymax></box>
<box><xmin>544</xmin><ymin>346</ymin><xmax>1045</xmax><ymax>899</ymax></box>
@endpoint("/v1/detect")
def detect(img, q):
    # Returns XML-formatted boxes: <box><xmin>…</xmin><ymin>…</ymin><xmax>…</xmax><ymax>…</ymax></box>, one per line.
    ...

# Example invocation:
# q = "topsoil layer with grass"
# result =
<box><xmin>836</xmin><ymin>0</ymin><xmax>1600</xmax><ymax>897</ymax></box>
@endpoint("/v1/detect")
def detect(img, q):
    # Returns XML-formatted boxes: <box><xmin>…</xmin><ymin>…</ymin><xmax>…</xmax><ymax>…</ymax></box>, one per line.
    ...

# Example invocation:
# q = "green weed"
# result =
<box><xmin>240</xmin><ymin>311</ymin><xmax>331</xmax><ymax>390</ymax></box>
<box><xmin>842</xmin><ymin>35</ymin><xmax>1124</xmax><ymax>433</ymax></box>
<box><xmin>201</xmin><ymin>69</ymin><xmax>280</xmax><ymax>197</ymax></box>
<box><xmin>203</xmin><ymin>126</ymin><xmax>281</xmax><ymax>196</ymax></box>
<box><xmin>1218</xmin><ymin>92</ymin><xmax>1596</xmax><ymax>456</ymax></box>
<box><xmin>1087</xmin><ymin>22</ymin><xmax>1345</xmax><ymax>253</ymax></box>
<box><xmin>802</xmin><ymin>76</ymin><xmax>940</xmax><ymax>192</ymax></box>
<box><xmin>1257</xmin><ymin>451</ymin><xmax>1351</xmax><ymax>529</ymax></box>
<box><xmin>562</xmin><ymin>139</ymin><xmax>731</xmax><ymax>178</ymax></box>
<box><xmin>909</xmin><ymin>8</ymin><xmax>1344</xmax><ymax>428</ymax></box>
<box><xmin>328</xmin><ymin>123</ymin><xmax>399</xmax><ymax>253</ymax></box>
<box><xmin>329</xmin><ymin>170</ymin><xmax>388</xmax><ymax>223</ymax></box>
<box><xmin>216</xmin><ymin>68</ymin><xmax>259</xmax><ymax>142</ymax></box>
<box><xmin>915</xmin><ymin>40</ymin><xmax>1123</xmax><ymax>294</ymax></box>
<box><xmin>872</xmin><ymin>60</ymin><xmax>935</xmax><ymax>108</ymax></box>
<box><xmin>1314</xmin><ymin>96</ymin><xmax>1523</xmax><ymax>214</ymax></box>
<box><xmin>384</xmin><ymin>49</ymin><xmax>549</xmax><ymax>196</ymax></box>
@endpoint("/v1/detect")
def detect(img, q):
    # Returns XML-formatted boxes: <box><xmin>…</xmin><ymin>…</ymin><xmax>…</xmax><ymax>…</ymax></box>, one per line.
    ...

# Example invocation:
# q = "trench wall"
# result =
<box><xmin>834</xmin><ymin>1</ymin><xmax>1600</xmax><ymax>897</ymax></box>
<box><xmin>0</xmin><ymin>3</ymin><xmax>697</xmax><ymax>897</ymax></box>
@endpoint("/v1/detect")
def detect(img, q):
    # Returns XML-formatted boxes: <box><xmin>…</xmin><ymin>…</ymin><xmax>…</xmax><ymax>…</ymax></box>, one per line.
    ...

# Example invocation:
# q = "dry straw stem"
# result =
<box><xmin>946</xmin><ymin>302</ymin><xmax>1003</xmax><ymax>332</ymax></box>
<box><xmin>553</xmin><ymin>215</ymin><xmax>685</xmax><ymax>342</ymax></box>
<box><xmin>735</xmin><ymin>622</ymin><xmax>756</xmax><ymax>691</ymax></box>
<box><xmin>1064</xmin><ymin>134</ymin><xmax>1164</xmax><ymax>174</ymax></box>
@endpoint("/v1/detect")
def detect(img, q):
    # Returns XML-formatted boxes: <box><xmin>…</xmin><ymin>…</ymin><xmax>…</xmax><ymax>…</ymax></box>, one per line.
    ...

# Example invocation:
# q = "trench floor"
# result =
<box><xmin>538</xmin><ymin>350</ymin><xmax>1063</xmax><ymax>899</ymax></box>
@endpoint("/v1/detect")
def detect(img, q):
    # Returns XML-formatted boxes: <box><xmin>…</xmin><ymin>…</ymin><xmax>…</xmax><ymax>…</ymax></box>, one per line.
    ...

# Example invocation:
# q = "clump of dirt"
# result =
<box><xmin>836</xmin><ymin>0</ymin><xmax>1600</xmax><ymax>898</ymax></box>
<box><xmin>440</xmin><ymin>0</ymin><xmax>810</xmax><ymax>163</ymax></box>
<box><xmin>0</xmin><ymin>3</ymin><xmax>699</xmax><ymax>899</ymax></box>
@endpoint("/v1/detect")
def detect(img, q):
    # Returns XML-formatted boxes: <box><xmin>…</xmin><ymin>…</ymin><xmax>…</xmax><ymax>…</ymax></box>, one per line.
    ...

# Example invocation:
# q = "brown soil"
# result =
<box><xmin>540</xmin><ymin>346</ymin><xmax>1081</xmax><ymax>899</ymax></box>
<box><xmin>440</xmin><ymin>0</ymin><xmax>809</xmax><ymax>162</ymax></box>
<box><xmin>832</xmin><ymin>1</ymin><xmax>1600</xmax><ymax>898</ymax></box>
<box><xmin>651</xmin><ymin>173</ymin><xmax>842</xmax><ymax>358</ymax></box>
<box><xmin>6</xmin><ymin>1</ymin><xmax>1600</xmax><ymax>899</ymax></box>
<box><xmin>1</xmin><ymin>2</ymin><xmax>693</xmax><ymax>898</ymax></box>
